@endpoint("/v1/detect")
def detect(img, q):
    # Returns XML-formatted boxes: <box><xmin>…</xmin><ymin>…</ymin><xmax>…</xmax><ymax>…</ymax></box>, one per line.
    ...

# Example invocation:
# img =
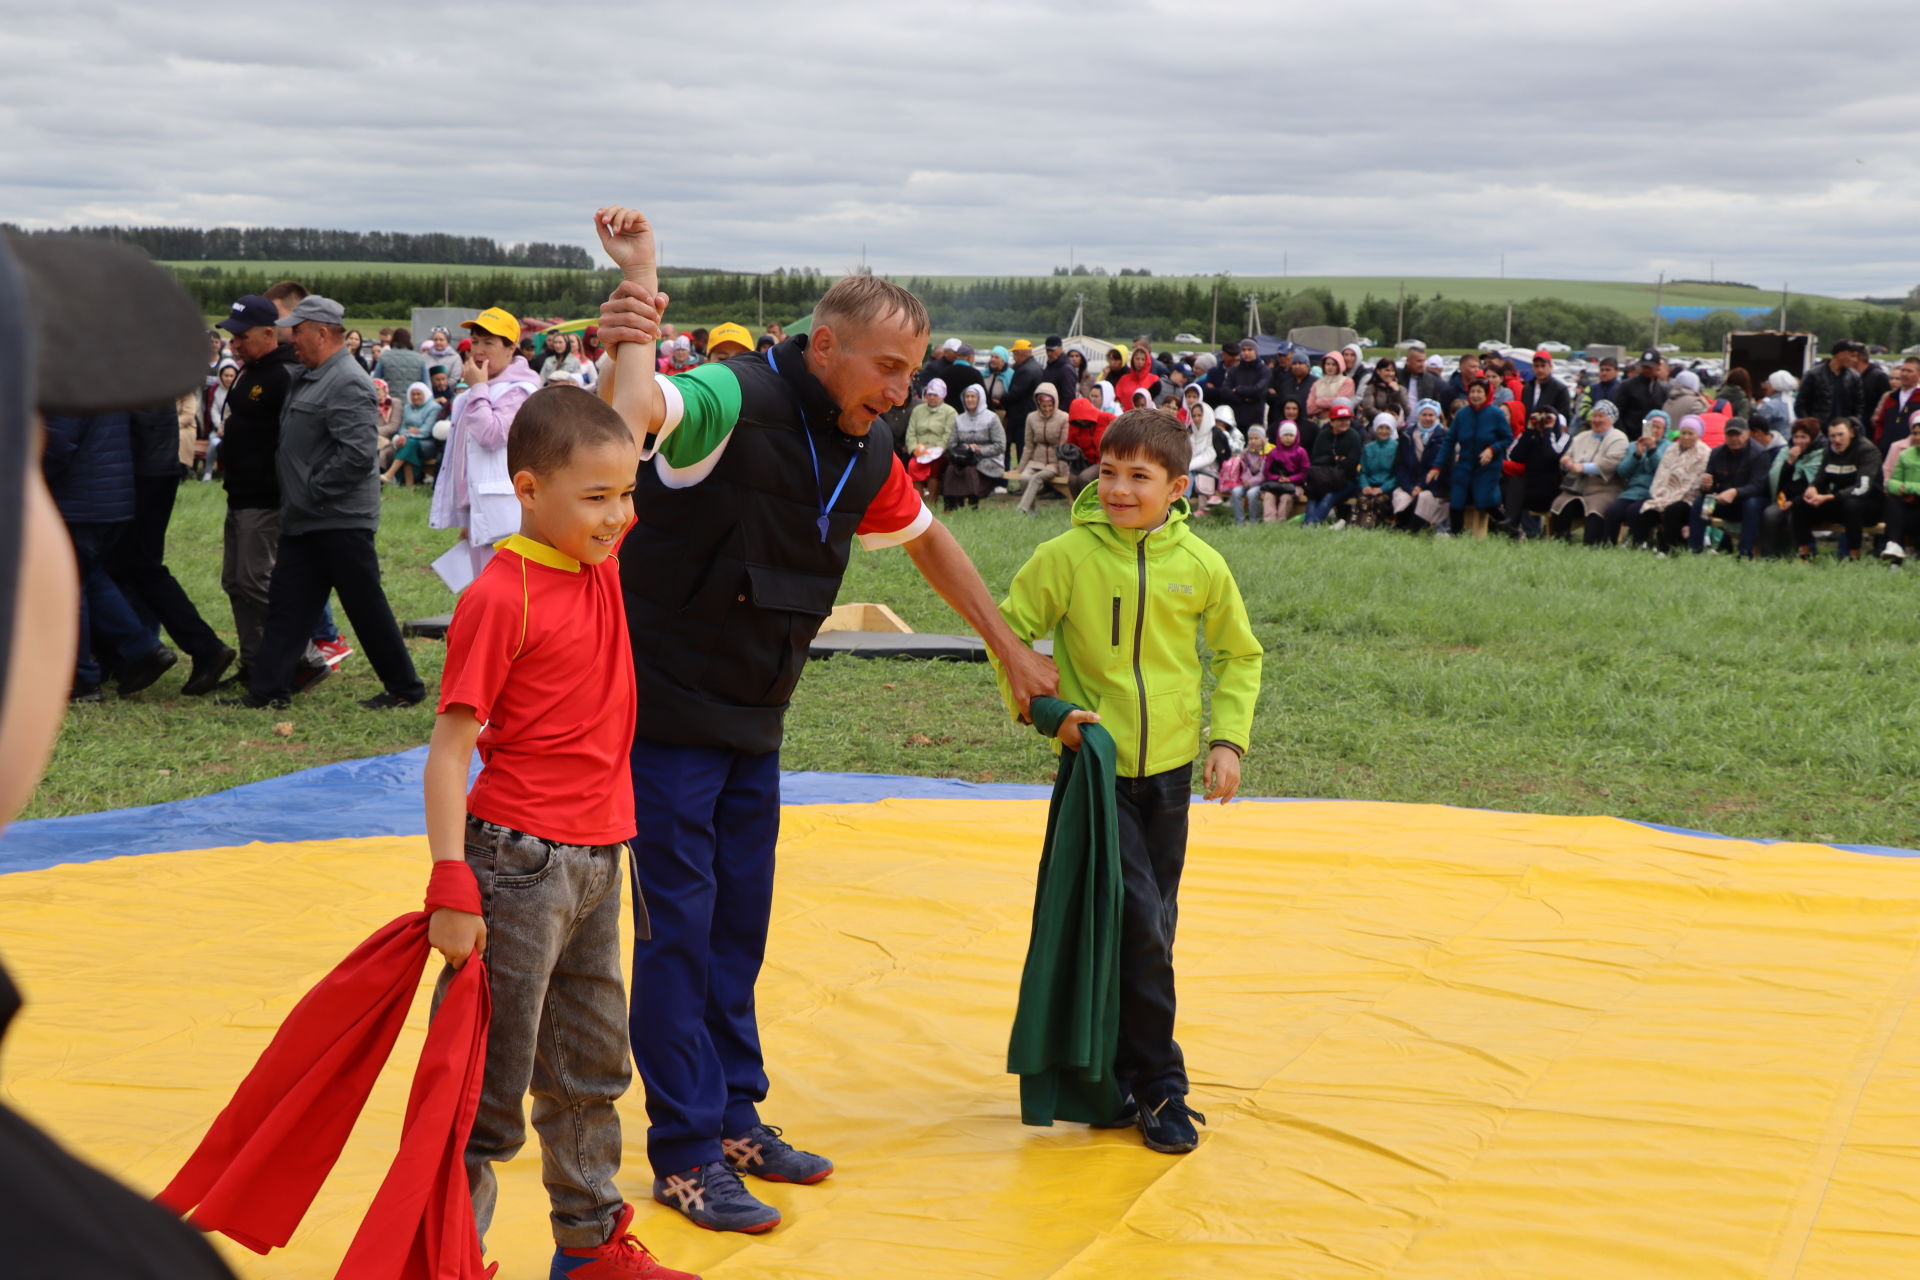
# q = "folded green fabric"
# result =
<box><xmin>1006</xmin><ymin>696</ymin><xmax>1127</xmax><ymax>1126</ymax></box>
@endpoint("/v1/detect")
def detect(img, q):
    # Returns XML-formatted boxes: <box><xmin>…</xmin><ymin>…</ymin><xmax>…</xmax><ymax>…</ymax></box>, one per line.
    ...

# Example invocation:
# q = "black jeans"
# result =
<box><xmin>250</xmin><ymin>527</ymin><xmax>424</xmax><ymax>701</ymax></box>
<box><xmin>108</xmin><ymin>473</ymin><xmax>225</xmax><ymax>661</ymax></box>
<box><xmin>1791</xmin><ymin>493</ymin><xmax>1876</xmax><ymax>556</ymax></box>
<box><xmin>1113</xmin><ymin>762</ymin><xmax>1193</xmax><ymax>1107</ymax></box>
<box><xmin>1631</xmin><ymin>502</ymin><xmax>1693</xmax><ymax>552</ymax></box>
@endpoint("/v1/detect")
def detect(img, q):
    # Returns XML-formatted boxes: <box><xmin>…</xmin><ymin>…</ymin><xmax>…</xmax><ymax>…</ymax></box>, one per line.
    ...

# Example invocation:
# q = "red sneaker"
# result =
<box><xmin>312</xmin><ymin>636</ymin><xmax>355</xmax><ymax>668</ymax></box>
<box><xmin>551</xmin><ymin>1203</ymin><xmax>700</xmax><ymax>1280</ymax></box>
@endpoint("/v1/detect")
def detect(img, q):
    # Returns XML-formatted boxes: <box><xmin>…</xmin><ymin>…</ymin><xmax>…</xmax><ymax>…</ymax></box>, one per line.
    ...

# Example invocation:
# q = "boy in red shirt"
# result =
<box><xmin>425</xmin><ymin>384</ymin><xmax>696</xmax><ymax>1280</ymax></box>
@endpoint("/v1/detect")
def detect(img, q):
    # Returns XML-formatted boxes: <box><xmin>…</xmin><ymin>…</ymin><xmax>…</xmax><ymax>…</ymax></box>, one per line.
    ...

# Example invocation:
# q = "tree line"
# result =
<box><xmin>151</xmin><ymin>258</ymin><xmax>1911</xmax><ymax>353</ymax></box>
<box><xmin>2</xmin><ymin>223</ymin><xmax>594</xmax><ymax>270</ymax></box>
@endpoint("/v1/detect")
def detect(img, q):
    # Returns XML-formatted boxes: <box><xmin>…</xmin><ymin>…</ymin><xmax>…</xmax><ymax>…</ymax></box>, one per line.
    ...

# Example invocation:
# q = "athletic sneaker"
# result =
<box><xmin>652</xmin><ymin>1160</ymin><xmax>780</xmax><ymax>1233</ymax></box>
<box><xmin>312</xmin><ymin>636</ymin><xmax>355</xmax><ymax>667</ymax></box>
<box><xmin>551</xmin><ymin>1202</ymin><xmax>700</xmax><ymax>1279</ymax></box>
<box><xmin>1881</xmin><ymin>541</ymin><xmax>1905</xmax><ymax>563</ymax></box>
<box><xmin>722</xmin><ymin>1124</ymin><xmax>833</xmax><ymax>1185</ymax></box>
<box><xmin>291</xmin><ymin>661</ymin><xmax>332</xmax><ymax>696</ymax></box>
<box><xmin>358</xmin><ymin>690</ymin><xmax>425</xmax><ymax>710</ymax></box>
<box><xmin>1137</xmin><ymin>1096</ymin><xmax>1207</xmax><ymax>1154</ymax></box>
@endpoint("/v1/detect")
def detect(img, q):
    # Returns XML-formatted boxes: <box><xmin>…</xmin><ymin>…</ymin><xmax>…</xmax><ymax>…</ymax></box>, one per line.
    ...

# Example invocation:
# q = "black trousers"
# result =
<box><xmin>1791</xmin><ymin>493</ymin><xmax>1876</xmax><ymax>556</ymax></box>
<box><xmin>108</xmin><ymin>473</ymin><xmax>224</xmax><ymax>661</ymax></box>
<box><xmin>1884</xmin><ymin>494</ymin><xmax>1920</xmax><ymax>549</ymax></box>
<box><xmin>1630</xmin><ymin>502</ymin><xmax>1692</xmax><ymax>552</ymax></box>
<box><xmin>1113</xmin><ymin>762</ymin><xmax>1193</xmax><ymax>1107</ymax></box>
<box><xmin>250</xmin><ymin>527</ymin><xmax>424</xmax><ymax>701</ymax></box>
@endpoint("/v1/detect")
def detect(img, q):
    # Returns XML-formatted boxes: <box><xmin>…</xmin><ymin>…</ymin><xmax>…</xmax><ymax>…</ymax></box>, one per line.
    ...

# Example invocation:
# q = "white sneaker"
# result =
<box><xmin>1330</xmin><ymin>519</ymin><xmax>1347</xmax><ymax>531</ymax></box>
<box><xmin>1880</xmin><ymin>542</ymin><xmax>1905</xmax><ymax>561</ymax></box>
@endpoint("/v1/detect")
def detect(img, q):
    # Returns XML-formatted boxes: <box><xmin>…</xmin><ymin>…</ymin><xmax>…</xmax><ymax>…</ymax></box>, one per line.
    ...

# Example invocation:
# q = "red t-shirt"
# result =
<box><xmin>855</xmin><ymin>454</ymin><xmax>933</xmax><ymax>549</ymax></box>
<box><xmin>438</xmin><ymin>533</ymin><xmax>637</xmax><ymax>845</ymax></box>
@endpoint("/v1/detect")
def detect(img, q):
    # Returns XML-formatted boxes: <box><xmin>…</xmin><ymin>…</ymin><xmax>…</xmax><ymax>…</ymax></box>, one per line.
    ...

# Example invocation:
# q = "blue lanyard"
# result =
<box><xmin>767</xmin><ymin>345</ymin><xmax>858</xmax><ymax>543</ymax></box>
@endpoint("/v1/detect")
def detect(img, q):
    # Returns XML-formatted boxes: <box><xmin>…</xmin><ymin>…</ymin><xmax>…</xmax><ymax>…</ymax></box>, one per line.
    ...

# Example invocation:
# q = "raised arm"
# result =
<box><xmin>593</xmin><ymin>206</ymin><xmax>670</xmax><ymax>453</ymax></box>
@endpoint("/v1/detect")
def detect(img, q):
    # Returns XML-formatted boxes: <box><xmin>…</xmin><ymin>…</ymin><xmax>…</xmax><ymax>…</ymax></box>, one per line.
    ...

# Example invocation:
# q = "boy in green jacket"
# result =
<box><xmin>992</xmin><ymin>407</ymin><xmax>1263</xmax><ymax>1153</ymax></box>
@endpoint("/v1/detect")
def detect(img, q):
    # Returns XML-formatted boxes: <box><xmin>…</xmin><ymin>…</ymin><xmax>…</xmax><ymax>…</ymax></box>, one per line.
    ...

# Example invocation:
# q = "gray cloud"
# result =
<box><xmin>4</xmin><ymin>0</ymin><xmax>1917</xmax><ymax>295</ymax></box>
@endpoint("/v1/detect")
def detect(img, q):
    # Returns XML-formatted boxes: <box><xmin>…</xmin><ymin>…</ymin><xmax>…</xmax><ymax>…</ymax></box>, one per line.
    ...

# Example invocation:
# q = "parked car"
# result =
<box><xmin>1478</xmin><ymin>339</ymin><xmax>1507</xmax><ymax>352</ymax></box>
<box><xmin>1535</xmin><ymin>340</ymin><xmax>1571</xmax><ymax>353</ymax></box>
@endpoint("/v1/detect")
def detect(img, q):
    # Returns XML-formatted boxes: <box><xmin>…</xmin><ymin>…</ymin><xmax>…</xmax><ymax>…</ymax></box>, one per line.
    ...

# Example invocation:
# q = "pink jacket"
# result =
<box><xmin>430</xmin><ymin>356</ymin><xmax>539</xmax><ymax>543</ymax></box>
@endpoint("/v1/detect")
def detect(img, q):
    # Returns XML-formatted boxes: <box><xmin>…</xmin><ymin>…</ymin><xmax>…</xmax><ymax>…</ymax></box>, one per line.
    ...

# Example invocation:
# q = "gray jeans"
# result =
<box><xmin>220</xmin><ymin>507</ymin><xmax>279</xmax><ymax>667</ymax></box>
<box><xmin>436</xmin><ymin>816</ymin><xmax>644</xmax><ymax>1249</ymax></box>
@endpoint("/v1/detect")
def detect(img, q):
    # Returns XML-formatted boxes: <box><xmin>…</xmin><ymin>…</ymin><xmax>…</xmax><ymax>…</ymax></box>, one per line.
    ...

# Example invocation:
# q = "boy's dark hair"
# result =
<box><xmin>1101</xmin><ymin>408</ymin><xmax>1191</xmax><ymax>477</ymax></box>
<box><xmin>508</xmin><ymin>385</ymin><xmax>634</xmax><ymax>478</ymax></box>
<box><xmin>263</xmin><ymin>280</ymin><xmax>308</xmax><ymax>304</ymax></box>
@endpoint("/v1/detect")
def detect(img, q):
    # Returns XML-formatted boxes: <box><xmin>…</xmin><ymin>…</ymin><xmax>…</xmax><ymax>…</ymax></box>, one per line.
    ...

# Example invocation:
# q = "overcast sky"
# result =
<box><xmin>6</xmin><ymin>0</ymin><xmax>1917</xmax><ymax>297</ymax></box>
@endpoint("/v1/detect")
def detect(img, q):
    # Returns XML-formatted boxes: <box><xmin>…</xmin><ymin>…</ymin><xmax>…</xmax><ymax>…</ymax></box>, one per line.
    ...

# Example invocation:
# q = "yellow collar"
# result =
<box><xmin>500</xmin><ymin>533</ymin><xmax>580</xmax><ymax>573</ymax></box>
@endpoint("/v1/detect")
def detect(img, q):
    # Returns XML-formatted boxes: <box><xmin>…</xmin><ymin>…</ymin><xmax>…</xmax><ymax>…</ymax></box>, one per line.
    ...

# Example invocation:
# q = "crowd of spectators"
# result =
<box><xmin>896</xmin><ymin>332</ymin><xmax>1920</xmax><ymax>563</ymax></box>
<box><xmin>57</xmin><ymin>286</ymin><xmax>1920</xmax><ymax>707</ymax></box>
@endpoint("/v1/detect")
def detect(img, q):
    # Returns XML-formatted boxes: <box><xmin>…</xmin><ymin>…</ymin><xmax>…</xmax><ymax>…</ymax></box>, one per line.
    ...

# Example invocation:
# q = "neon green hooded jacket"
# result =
<box><xmin>993</xmin><ymin>486</ymin><xmax>1263</xmax><ymax>778</ymax></box>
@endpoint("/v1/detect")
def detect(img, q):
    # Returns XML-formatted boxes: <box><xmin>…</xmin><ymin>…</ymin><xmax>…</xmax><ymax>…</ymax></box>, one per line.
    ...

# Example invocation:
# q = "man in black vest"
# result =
<box><xmin>594</xmin><ymin>207</ymin><xmax>1055</xmax><ymax>1235</ymax></box>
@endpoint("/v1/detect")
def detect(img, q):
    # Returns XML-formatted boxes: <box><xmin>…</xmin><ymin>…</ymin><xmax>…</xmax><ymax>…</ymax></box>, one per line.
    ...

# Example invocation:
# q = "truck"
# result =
<box><xmin>1723</xmin><ymin>331</ymin><xmax>1817</xmax><ymax>393</ymax></box>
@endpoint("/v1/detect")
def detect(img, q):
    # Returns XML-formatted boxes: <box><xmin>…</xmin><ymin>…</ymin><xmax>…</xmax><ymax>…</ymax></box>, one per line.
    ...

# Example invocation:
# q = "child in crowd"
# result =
<box><xmin>1355</xmin><ymin>413</ymin><xmax>1400</xmax><ymax>529</ymax></box>
<box><xmin>992</xmin><ymin>408</ymin><xmax>1263</xmax><ymax>1154</ymax></box>
<box><xmin>424</xmin><ymin>383</ymin><xmax>697</xmax><ymax>1279</ymax></box>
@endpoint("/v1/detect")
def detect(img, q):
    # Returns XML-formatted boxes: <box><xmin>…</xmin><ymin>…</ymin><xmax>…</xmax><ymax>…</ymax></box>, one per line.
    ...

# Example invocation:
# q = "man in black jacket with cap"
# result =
<box><xmin>1042</xmin><ymin>334</ymin><xmax>1077</xmax><ymax>408</ymax></box>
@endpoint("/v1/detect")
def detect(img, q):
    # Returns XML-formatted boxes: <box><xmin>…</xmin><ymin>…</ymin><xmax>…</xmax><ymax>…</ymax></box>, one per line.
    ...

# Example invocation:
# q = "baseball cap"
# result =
<box><xmin>217</xmin><ymin>294</ymin><xmax>278</xmax><ymax>334</ymax></box>
<box><xmin>1639</xmin><ymin>349</ymin><xmax>1660</xmax><ymax>364</ymax></box>
<box><xmin>1330</xmin><ymin>404</ymin><xmax>1353</xmax><ymax>420</ymax></box>
<box><xmin>1533</xmin><ymin>349</ymin><xmax>1553</xmax><ymax>363</ymax></box>
<box><xmin>1010</xmin><ymin>338</ymin><xmax>1033</xmax><ymax>352</ymax></box>
<box><xmin>461</xmin><ymin>306</ymin><xmax>520</xmax><ymax>345</ymax></box>
<box><xmin>275</xmin><ymin>295</ymin><xmax>346</xmax><ymax>328</ymax></box>
<box><xmin>706</xmin><ymin>321</ymin><xmax>753</xmax><ymax>355</ymax></box>
<box><xmin>1221</xmin><ymin>342</ymin><xmax>1239</xmax><ymax>355</ymax></box>
<box><xmin>1724</xmin><ymin>417</ymin><xmax>1749</xmax><ymax>434</ymax></box>
<box><xmin>1044</xmin><ymin>335</ymin><xmax>1063</xmax><ymax>349</ymax></box>
<box><xmin>7</xmin><ymin>233</ymin><xmax>206</xmax><ymax>414</ymax></box>
<box><xmin>940</xmin><ymin>337</ymin><xmax>962</xmax><ymax>352</ymax></box>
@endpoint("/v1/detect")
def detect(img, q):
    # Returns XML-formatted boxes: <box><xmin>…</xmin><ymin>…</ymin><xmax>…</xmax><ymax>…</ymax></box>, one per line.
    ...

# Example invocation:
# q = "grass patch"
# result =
<box><xmin>28</xmin><ymin>485</ymin><xmax>1920</xmax><ymax>849</ymax></box>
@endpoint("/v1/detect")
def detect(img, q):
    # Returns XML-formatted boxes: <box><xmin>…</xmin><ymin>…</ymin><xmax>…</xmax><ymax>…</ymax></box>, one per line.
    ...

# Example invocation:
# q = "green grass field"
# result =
<box><xmin>27</xmin><ymin>482</ymin><xmax>1920</xmax><ymax>851</ymax></box>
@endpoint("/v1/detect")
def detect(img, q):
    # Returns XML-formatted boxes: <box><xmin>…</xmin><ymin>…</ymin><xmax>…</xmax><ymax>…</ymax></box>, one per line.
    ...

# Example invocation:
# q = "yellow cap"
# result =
<box><xmin>461</xmin><ymin>306</ymin><xmax>521</xmax><ymax>345</ymax></box>
<box><xmin>707</xmin><ymin>321</ymin><xmax>753</xmax><ymax>355</ymax></box>
<box><xmin>1011</xmin><ymin>338</ymin><xmax>1033</xmax><ymax>352</ymax></box>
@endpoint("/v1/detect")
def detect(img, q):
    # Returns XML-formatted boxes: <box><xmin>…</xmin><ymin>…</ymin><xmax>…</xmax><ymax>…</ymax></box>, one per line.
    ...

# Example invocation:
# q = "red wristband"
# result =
<box><xmin>425</xmin><ymin>859</ymin><xmax>483</xmax><ymax>915</ymax></box>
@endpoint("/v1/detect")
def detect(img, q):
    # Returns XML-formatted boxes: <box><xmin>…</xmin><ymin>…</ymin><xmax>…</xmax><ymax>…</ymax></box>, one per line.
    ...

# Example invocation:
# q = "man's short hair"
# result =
<box><xmin>814</xmin><ymin>275</ymin><xmax>930</xmax><ymax>338</ymax></box>
<box><xmin>507</xmin><ymin>385</ymin><xmax>634</xmax><ymax>478</ymax></box>
<box><xmin>1100</xmin><ymin>407</ymin><xmax>1191</xmax><ymax>478</ymax></box>
<box><xmin>263</xmin><ymin>280</ymin><xmax>309</xmax><ymax>304</ymax></box>
<box><xmin>1903</xmin><ymin>356</ymin><xmax>1920</xmax><ymax>370</ymax></box>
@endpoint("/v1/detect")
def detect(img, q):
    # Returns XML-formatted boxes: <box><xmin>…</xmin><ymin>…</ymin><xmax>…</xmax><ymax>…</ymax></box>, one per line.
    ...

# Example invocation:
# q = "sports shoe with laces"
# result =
<box><xmin>358</xmin><ymin>689</ymin><xmax>425</xmax><ymax>710</ymax></box>
<box><xmin>312</xmin><ymin>636</ymin><xmax>355</xmax><ymax>667</ymax></box>
<box><xmin>551</xmin><ymin>1202</ymin><xmax>700</xmax><ymax>1279</ymax></box>
<box><xmin>1137</xmin><ymin>1095</ymin><xmax>1207</xmax><ymax>1154</ymax></box>
<box><xmin>652</xmin><ymin>1159</ymin><xmax>780</xmax><ymax>1233</ymax></box>
<box><xmin>722</xmin><ymin>1123</ymin><xmax>833</xmax><ymax>1185</ymax></box>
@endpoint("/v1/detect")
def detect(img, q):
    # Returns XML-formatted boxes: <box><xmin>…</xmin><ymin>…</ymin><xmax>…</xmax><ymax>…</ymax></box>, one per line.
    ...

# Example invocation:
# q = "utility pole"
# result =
<box><xmin>1781</xmin><ymin>281</ymin><xmax>1790</xmax><ymax>329</ymax></box>
<box><xmin>1504</xmin><ymin>299</ymin><xmax>1513</xmax><ymax>347</ymax></box>
<box><xmin>1652</xmin><ymin>271</ymin><xmax>1666</xmax><ymax>348</ymax></box>
<box><xmin>1395</xmin><ymin>280</ymin><xmax>1406</xmax><ymax>346</ymax></box>
<box><xmin>1244</xmin><ymin>292</ymin><xmax>1261</xmax><ymax>340</ymax></box>
<box><xmin>1209</xmin><ymin>279</ymin><xmax>1219</xmax><ymax>345</ymax></box>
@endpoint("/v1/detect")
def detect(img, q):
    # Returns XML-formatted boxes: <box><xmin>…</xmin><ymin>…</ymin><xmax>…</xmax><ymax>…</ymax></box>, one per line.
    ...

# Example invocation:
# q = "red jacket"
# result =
<box><xmin>1066</xmin><ymin>397</ymin><xmax>1113</xmax><ymax>464</ymax></box>
<box><xmin>1113</xmin><ymin>367</ymin><xmax>1160</xmax><ymax>409</ymax></box>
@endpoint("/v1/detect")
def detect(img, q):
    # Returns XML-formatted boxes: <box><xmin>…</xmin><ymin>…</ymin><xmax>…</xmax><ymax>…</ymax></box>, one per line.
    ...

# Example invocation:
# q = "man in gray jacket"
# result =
<box><xmin>227</xmin><ymin>296</ymin><xmax>425</xmax><ymax>710</ymax></box>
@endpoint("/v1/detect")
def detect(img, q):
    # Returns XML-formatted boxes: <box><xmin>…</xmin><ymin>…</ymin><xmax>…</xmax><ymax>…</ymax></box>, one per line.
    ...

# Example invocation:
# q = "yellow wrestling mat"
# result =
<box><xmin>5</xmin><ymin>797</ymin><xmax>1920</xmax><ymax>1278</ymax></box>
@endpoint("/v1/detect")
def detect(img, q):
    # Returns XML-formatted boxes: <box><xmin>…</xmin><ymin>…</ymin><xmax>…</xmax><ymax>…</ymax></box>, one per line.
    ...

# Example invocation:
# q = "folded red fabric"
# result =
<box><xmin>160</xmin><ymin>863</ymin><xmax>491</xmax><ymax>1278</ymax></box>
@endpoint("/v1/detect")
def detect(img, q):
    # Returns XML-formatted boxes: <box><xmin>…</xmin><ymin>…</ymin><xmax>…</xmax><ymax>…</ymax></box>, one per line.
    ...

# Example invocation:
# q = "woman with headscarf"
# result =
<box><xmin>1631</xmin><ymin>414</ymin><xmax>1713</xmax><ymax>552</ymax></box>
<box><xmin>1220</xmin><ymin>425</ymin><xmax>1271</xmax><ymax>525</ymax></box>
<box><xmin>905</xmin><ymin>378</ymin><xmax>957</xmax><ymax>500</ymax></box>
<box><xmin>1662</xmin><ymin>369</ymin><xmax>1711</xmax><ymax>423</ymax></box>
<box><xmin>1094</xmin><ymin>379</ymin><xmax>1121</xmax><ymax>417</ymax></box>
<box><xmin>381</xmin><ymin>382</ymin><xmax>442</xmax><ymax>486</ymax></box>
<box><xmin>1394</xmin><ymin>399</ymin><xmax>1450</xmax><ymax>532</ymax></box>
<box><xmin>1433</xmin><ymin>379</ymin><xmax>1512</xmax><ymax>535</ymax></box>
<box><xmin>1753</xmin><ymin>370</ymin><xmax>1799</xmax><ymax>436</ymax></box>
<box><xmin>1549</xmin><ymin>401</ymin><xmax>1628</xmax><ymax>544</ymax></box>
<box><xmin>1098</xmin><ymin>345</ymin><xmax>1127</xmax><ymax>396</ymax></box>
<box><xmin>1354</xmin><ymin>413</ymin><xmax>1401</xmax><ymax>529</ymax></box>
<box><xmin>1600</xmin><ymin>405</ymin><xmax>1667</xmax><ymax>545</ymax></box>
<box><xmin>1182</xmin><ymin>388</ymin><xmax>1226</xmax><ymax>512</ymax></box>
<box><xmin>371</xmin><ymin>376</ymin><xmax>400</xmax><ymax>471</ymax></box>
<box><xmin>1014</xmin><ymin>384</ymin><xmax>1072</xmax><ymax>515</ymax></box>
<box><xmin>201</xmin><ymin>361</ymin><xmax>240</xmax><ymax>482</ymax></box>
<box><xmin>1306</xmin><ymin>353</ymin><xmax>1354</xmax><ymax>423</ymax></box>
<box><xmin>1069</xmin><ymin>348</ymin><xmax>1093</xmax><ymax>398</ymax></box>
<box><xmin>1114</xmin><ymin>345</ymin><xmax>1161</xmax><ymax>409</ymax></box>
<box><xmin>1717</xmin><ymin>367</ymin><xmax>1754</xmax><ymax>422</ymax></box>
<box><xmin>1792</xmin><ymin>415</ymin><xmax>1882</xmax><ymax>560</ymax></box>
<box><xmin>942</xmin><ymin>383</ymin><xmax>1006</xmax><ymax>510</ymax></box>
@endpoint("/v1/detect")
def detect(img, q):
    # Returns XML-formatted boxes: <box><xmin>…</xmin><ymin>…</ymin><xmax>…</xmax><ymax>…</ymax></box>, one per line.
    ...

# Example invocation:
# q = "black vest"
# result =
<box><xmin>621</xmin><ymin>337</ymin><xmax>895</xmax><ymax>754</ymax></box>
